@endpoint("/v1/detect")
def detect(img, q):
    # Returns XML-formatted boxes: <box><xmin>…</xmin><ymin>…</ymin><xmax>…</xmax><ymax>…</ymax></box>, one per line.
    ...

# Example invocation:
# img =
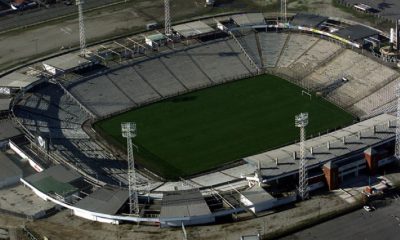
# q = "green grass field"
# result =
<box><xmin>94</xmin><ymin>74</ymin><xmax>354</xmax><ymax>179</ymax></box>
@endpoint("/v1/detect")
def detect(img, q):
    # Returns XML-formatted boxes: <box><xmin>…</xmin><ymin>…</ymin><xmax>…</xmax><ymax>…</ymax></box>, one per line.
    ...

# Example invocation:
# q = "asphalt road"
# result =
<box><xmin>280</xmin><ymin>197</ymin><xmax>400</xmax><ymax>240</ymax></box>
<box><xmin>0</xmin><ymin>0</ymin><xmax>122</xmax><ymax>32</ymax></box>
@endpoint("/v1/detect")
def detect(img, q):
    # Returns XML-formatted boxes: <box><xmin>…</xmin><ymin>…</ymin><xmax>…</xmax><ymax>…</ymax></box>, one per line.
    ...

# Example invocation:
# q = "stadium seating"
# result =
<box><xmin>13</xmin><ymin>82</ymin><xmax>155</xmax><ymax>186</ymax></box>
<box><xmin>259</xmin><ymin>32</ymin><xmax>288</xmax><ymax>68</ymax></box>
<box><xmin>276</xmin><ymin>34</ymin><xmax>319</xmax><ymax>68</ymax></box>
<box><xmin>352</xmin><ymin>76</ymin><xmax>400</xmax><ymax>116</ymax></box>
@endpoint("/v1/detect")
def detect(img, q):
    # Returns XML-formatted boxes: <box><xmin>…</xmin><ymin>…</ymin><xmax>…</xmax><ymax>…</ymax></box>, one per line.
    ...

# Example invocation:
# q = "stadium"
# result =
<box><xmin>1</xmin><ymin>10</ymin><xmax>399</xmax><ymax>229</ymax></box>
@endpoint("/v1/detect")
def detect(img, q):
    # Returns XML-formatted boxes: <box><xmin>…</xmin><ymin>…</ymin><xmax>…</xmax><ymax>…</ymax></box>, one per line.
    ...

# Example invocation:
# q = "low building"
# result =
<box><xmin>291</xmin><ymin>13</ymin><xmax>328</xmax><ymax>28</ymax></box>
<box><xmin>0</xmin><ymin>98</ymin><xmax>11</xmax><ymax>116</ymax></box>
<box><xmin>173</xmin><ymin>21</ymin><xmax>215</xmax><ymax>39</ymax></box>
<box><xmin>160</xmin><ymin>189</ymin><xmax>215</xmax><ymax>227</ymax></box>
<box><xmin>353</xmin><ymin>3</ymin><xmax>374</xmax><ymax>13</ymax></box>
<box><xmin>0</xmin><ymin>72</ymin><xmax>43</xmax><ymax>95</ymax></box>
<box><xmin>334</xmin><ymin>24</ymin><xmax>380</xmax><ymax>47</ymax></box>
<box><xmin>0</xmin><ymin>152</ymin><xmax>23</xmax><ymax>188</ymax></box>
<box><xmin>42</xmin><ymin>53</ymin><xmax>94</xmax><ymax>76</ymax></box>
<box><xmin>0</xmin><ymin>119</ymin><xmax>22</xmax><ymax>148</ymax></box>
<box><xmin>231</xmin><ymin>13</ymin><xmax>266</xmax><ymax>27</ymax></box>
<box><xmin>145</xmin><ymin>33</ymin><xmax>167</xmax><ymax>48</ymax></box>
<box><xmin>23</xmin><ymin>165</ymin><xmax>83</xmax><ymax>203</ymax></box>
<box><xmin>239</xmin><ymin>186</ymin><xmax>296</xmax><ymax>213</ymax></box>
<box><xmin>74</xmin><ymin>185</ymin><xmax>129</xmax><ymax>219</ymax></box>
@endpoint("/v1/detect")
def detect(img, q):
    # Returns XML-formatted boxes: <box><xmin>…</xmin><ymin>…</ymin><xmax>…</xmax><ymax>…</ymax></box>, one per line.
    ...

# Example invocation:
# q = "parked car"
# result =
<box><xmin>363</xmin><ymin>205</ymin><xmax>375</xmax><ymax>212</ymax></box>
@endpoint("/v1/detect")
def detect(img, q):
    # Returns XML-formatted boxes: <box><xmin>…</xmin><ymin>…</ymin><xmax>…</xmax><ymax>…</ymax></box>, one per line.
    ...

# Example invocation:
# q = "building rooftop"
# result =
<box><xmin>0</xmin><ymin>98</ymin><xmax>11</xmax><ymax>111</ymax></box>
<box><xmin>26</xmin><ymin>165</ymin><xmax>81</xmax><ymax>183</ymax></box>
<box><xmin>145</xmin><ymin>33</ymin><xmax>166</xmax><ymax>42</ymax></box>
<box><xmin>34</xmin><ymin>176</ymin><xmax>77</xmax><ymax>197</ymax></box>
<box><xmin>0</xmin><ymin>152</ymin><xmax>22</xmax><ymax>183</ymax></box>
<box><xmin>244</xmin><ymin>114</ymin><xmax>396</xmax><ymax>181</ymax></box>
<box><xmin>0</xmin><ymin>119</ymin><xmax>22</xmax><ymax>141</ymax></box>
<box><xmin>42</xmin><ymin>53</ymin><xmax>92</xmax><ymax>72</ymax></box>
<box><xmin>173</xmin><ymin>21</ymin><xmax>215</xmax><ymax>38</ymax></box>
<box><xmin>334</xmin><ymin>24</ymin><xmax>380</xmax><ymax>41</ymax></box>
<box><xmin>0</xmin><ymin>72</ymin><xmax>41</xmax><ymax>88</ymax></box>
<box><xmin>231</xmin><ymin>13</ymin><xmax>265</xmax><ymax>27</ymax></box>
<box><xmin>240</xmin><ymin>186</ymin><xmax>274</xmax><ymax>204</ymax></box>
<box><xmin>160</xmin><ymin>189</ymin><xmax>211</xmax><ymax>219</ymax></box>
<box><xmin>0</xmin><ymin>184</ymin><xmax>55</xmax><ymax>217</ymax></box>
<box><xmin>25</xmin><ymin>165</ymin><xmax>82</xmax><ymax>196</ymax></box>
<box><xmin>291</xmin><ymin>13</ymin><xmax>328</xmax><ymax>28</ymax></box>
<box><xmin>74</xmin><ymin>185</ymin><xmax>128</xmax><ymax>215</ymax></box>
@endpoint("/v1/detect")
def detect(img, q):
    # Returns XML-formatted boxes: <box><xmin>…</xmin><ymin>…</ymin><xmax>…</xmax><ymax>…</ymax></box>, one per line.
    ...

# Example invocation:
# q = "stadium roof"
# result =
<box><xmin>42</xmin><ymin>53</ymin><xmax>92</xmax><ymax>72</ymax></box>
<box><xmin>160</xmin><ymin>189</ymin><xmax>211</xmax><ymax>219</ymax></box>
<box><xmin>0</xmin><ymin>72</ymin><xmax>41</xmax><ymax>88</ymax></box>
<box><xmin>291</xmin><ymin>13</ymin><xmax>328</xmax><ymax>28</ymax></box>
<box><xmin>34</xmin><ymin>176</ymin><xmax>78</xmax><ymax>197</ymax></box>
<box><xmin>173</xmin><ymin>21</ymin><xmax>215</xmax><ymax>38</ymax></box>
<box><xmin>334</xmin><ymin>24</ymin><xmax>379</xmax><ymax>41</ymax></box>
<box><xmin>240</xmin><ymin>186</ymin><xmax>274</xmax><ymax>204</ymax></box>
<box><xmin>231</xmin><ymin>13</ymin><xmax>265</xmax><ymax>26</ymax></box>
<box><xmin>244</xmin><ymin>114</ymin><xmax>396</xmax><ymax>181</ymax></box>
<box><xmin>25</xmin><ymin>165</ymin><xmax>82</xmax><ymax>196</ymax></box>
<box><xmin>74</xmin><ymin>185</ymin><xmax>128</xmax><ymax>215</ymax></box>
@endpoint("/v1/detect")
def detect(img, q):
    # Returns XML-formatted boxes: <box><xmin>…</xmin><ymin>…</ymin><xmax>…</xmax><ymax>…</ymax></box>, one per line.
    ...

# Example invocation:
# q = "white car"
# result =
<box><xmin>363</xmin><ymin>205</ymin><xmax>375</xmax><ymax>212</ymax></box>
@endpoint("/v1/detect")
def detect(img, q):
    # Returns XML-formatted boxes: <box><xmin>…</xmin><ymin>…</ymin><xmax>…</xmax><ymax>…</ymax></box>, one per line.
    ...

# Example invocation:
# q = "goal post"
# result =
<box><xmin>302</xmin><ymin>90</ymin><xmax>312</xmax><ymax>100</ymax></box>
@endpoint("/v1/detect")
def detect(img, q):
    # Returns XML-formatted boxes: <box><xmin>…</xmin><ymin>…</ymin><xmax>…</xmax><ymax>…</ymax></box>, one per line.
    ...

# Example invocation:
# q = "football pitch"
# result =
<box><xmin>94</xmin><ymin>74</ymin><xmax>354</xmax><ymax>179</ymax></box>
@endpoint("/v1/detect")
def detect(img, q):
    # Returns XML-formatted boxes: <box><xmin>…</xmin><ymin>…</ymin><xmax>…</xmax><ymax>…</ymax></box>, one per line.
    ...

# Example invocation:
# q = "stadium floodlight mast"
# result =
<box><xmin>395</xmin><ymin>84</ymin><xmax>400</xmax><ymax>160</ymax></box>
<box><xmin>295</xmin><ymin>112</ymin><xmax>309</xmax><ymax>200</ymax></box>
<box><xmin>164</xmin><ymin>0</ymin><xmax>172</xmax><ymax>36</ymax></box>
<box><xmin>121</xmin><ymin>122</ymin><xmax>140</xmax><ymax>215</ymax></box>
<box><xmin>280</xmin><ymin>0</ymin><xmax>287</xmax><ymax>26</ymax></box>
<box><xmin>76</xmin><ymin>0</ymin><xmax>87</xmax><ymax>56</ymax></box>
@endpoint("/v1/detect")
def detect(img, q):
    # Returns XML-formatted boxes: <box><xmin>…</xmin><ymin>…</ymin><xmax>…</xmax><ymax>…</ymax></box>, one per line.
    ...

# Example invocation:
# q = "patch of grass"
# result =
<box><xmin>94</xmin><ymin>74</ymin><xmax>354</xmax><ymax>179</ymax></box>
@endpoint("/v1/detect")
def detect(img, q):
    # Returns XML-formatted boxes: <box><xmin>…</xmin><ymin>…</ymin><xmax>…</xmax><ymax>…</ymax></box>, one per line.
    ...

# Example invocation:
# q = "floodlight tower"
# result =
<box><xmin>121</xmin><ymin>122</ymin><xmax>140</xmax><ymax>215</ymax></box>
<box><xmin>280</xmin><ymin>0</ymin><xmax>287</xmax><ymax>25</ymax></box>
<box><xmin>164</xmin><ymin>0</ymin><xmax>172</xmax><ymax>36</ymax></box>
<box><xmin>76</xmin><ymin>0</ymin><xmax>87</xmax><ymax>56</ymax></box>
<box><xmin>395</xmin><ymin>84</ymin><xmax>400</xmax><ymax>159</ymax></box>
<box><xmin>295</xmin><ymin>112</ymin><xmax>309</xmax><ymax>200</ymax></box>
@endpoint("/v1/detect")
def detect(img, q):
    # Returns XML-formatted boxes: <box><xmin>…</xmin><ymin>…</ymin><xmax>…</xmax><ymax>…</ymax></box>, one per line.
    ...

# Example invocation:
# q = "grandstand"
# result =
<box><xmin>352</xmin><ymin>76</ymin><xmax>400</xmax><ymax>116</ymax></box>
<box><xmin>290</xmin><ymin>39</ymin><xmax>342</xmax><ymax>74</ymax></box>
<box><xmin>12</xmin><ymin>82</ymin><xmax>153</xmax><ymax>187</ymax></box>
<box><xmin>66</xmin><ymin>38</ymin><xmax>255</xmax><ymax>117</ymax></box>
<box><xmin>276</xmin><ymin>34</ymin><xmax>320</xmax><ymax>68</ymax></box>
